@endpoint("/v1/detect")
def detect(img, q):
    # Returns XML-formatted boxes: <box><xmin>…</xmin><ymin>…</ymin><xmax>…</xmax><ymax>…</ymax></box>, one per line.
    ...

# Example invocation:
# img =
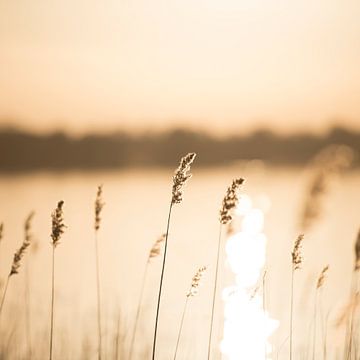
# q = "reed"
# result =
<box><xmin>49</xmin><ymin>201</ymin><xmax>65</xmax><ymax>360</ymax></box>
<box><xmin>207</xmin><ymin>178</ymin><xmax>244</xmax><ymax>360</ymax></box>
<box><xmin>24</xmin><ymin>212</ymin><xmax>35</xmax><ymax>359</ymax></box>
<box><xmin>0</xmin><ymin>212</ymin><xmax>34</xmax><ymax>318</ymax></box>
<box><xmin>94</xmin><ymin>185</ymin><xmax>105</xmax><ymax>360</ymax></box>
<box><xmin>152</xmin><ymin>152</ymin><xmax>196</xmax><ymax>360</ymax></box>
<box><xmin>290</xmin><ymin>234</ymin><xmax>304</xmax><ymax>360</ymax></box>
<box><xmin>174</xmin><ymin>266</ymin><xmax>207</xmax><ymax>360</ymax></box>
<box><xmin>344</xmin><ymin>229</ymin><xmax>360</xmax><ymax>359</ymax></box>
<box><xmin>312</xmin><ymin>265</ymin><xmax>329</xmax><ymax>360</ymax></box>
<box><xmin>129</xmin><ymin>233</ymin><xmax>165</xmax><ymax>360</ymax></box>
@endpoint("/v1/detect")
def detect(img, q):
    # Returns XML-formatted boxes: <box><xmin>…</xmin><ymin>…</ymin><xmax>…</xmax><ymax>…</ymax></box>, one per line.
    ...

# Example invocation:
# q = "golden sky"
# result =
<box><xmin>0</xmin><ymin>0</ymin><xmax>359</xmax><ymax>135</ymax></box>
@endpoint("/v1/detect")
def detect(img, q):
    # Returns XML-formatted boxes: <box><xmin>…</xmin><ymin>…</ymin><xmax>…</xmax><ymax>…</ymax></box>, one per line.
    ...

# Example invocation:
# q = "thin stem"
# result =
<box><xmin>0</xmin><ymin>275</ymin><xmax>10</xmax><ymax>317</ymax></box>
<box><xmin>263</xmin><ymin>270</ymin><xmax>267</xmax><ymax>360</ymax></box>
<box><xmin>345</xmin><ymin>271</ymin><xmax>358</xmax><ymax>360</ymax></box>
<box><xmin>290</xmin><ymin>268</ymin><xmax>294</xmax><ymax>360</ymax></box>
<box><xmin>312</xmin><ymin>289</ymin><xmax>318</xmax><ymax>360</ymax></box>
<box><xmin>25</xmin><ymin>262</ymin><xmax>33</xmax><ymax>359</ymax></box>
<box><xmin>207</xmin><ymin>224</ymin><xmax>223</xmax><ymax>360</ymax></box>
<box><xmin>115</xmin><ymin>311</ymin><xmax>121</xmax><ymax>360</ymax></box>
<box><xmin>49</xmin><ymin>246</ymin><xmax>55</xmax><ymax>360</ymax></box>
<box><xmin>95</xmin><ymin>231</ymin><xmax>102</xmax><ymax>360</ymax></box>
<box><xmin>152</xmin><ymin>202</ymin><xmax>173</xmax><ymax>360</ymax></box>
<box><xmin>173</xmin><ymin>297</ymin><xmax>189</xmax><ymax>360</ymax></box>
<box><xmin>129</xmin><ymin>262</ymin><xmax>149</xmax><ymax>360</ymax></box>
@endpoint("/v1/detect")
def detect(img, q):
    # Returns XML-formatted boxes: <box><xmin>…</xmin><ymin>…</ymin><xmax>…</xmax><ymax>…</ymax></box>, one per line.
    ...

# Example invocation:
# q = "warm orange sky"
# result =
<box><xmin>0</xmin><ymin>0</ymin><xmax>359</xmax><ymax>135</ymax></box>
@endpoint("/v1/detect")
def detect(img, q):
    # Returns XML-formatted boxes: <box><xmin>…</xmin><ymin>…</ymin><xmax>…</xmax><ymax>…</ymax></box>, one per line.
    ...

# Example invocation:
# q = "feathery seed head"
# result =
<box><xmin>354</xmin><ymin>229</ymin><xmax>360</xmax><ymax>271</ymax></box>
<box><xmin>219</xmin><ymin>178</ymin><xmax>245</xmax><ymax>224</ymax></box>
<box><xmin>51</xmin><ymin>200</ymin><xmax>65</xmax><ymax>247</ymax></box>
<box><xmin>187</xmin><ymin>266</ymin><xmax>207</xmax><ymax>297</ymax></box>
<box><xmin>95</xmin><ymin>185</ymin><xmax>105</xmax><ymax>231</ymax></box>
<box><xmin>292</xmin><ymin>234</ymin><xmax>304</xmax><ymax>270</ymax></box>
<box><xmin>0</xmin><ymin>222</ymin><xmax>3</xmax><ymax>243</ymax></box>
<box><xmin>172</xmin><ymin>153</ymin><xmax>196</xmax><ymax>204</ymax></box>
<box><xmin>9</xmin><ymin>212</ymin><xmax>35</xmax><ymax>276</ymax></box>
<box><xmin>148</xmin><ymin>233</ymin><xmax>166</xmax><ymax>261</ymax></box>
<box><xmin>316</xmin><ymin>265</ymin><xmax>329</xmax><ymax>289</ymax></box>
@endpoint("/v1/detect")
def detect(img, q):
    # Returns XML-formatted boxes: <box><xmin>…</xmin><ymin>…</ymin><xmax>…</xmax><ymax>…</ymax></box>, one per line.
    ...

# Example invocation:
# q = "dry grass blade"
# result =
<box><xmin>148</xmin><ymin>233</ymin><xmax>166</xmax><ymax>261</ymax></box>
<box><xmin>174</xmin><ymin>266</ymin><xmax>207</xmax><ymax>360</ymax></box>
<box><xmin>10</xmin><ymin>212</ymin><xmax>35</xmax><ymax>276</ymax></box>
<box><xmin>51</xmin><ymin>201</ymin><xmax>65</xmax><ymax>247</ymax></box>
<box><xmin>95</xmin><ymin>185</ymin><xmax>105</xmax><ymax>231</ymax></box>
<box><xmin>219</xmin><ymin>178</ymin><xmax>245</xmax><ymax>224</ymax></box>
<box><xmin>292</xmin><ymin>234</ymin><xmax>304</xmax><ymax>270</ymax></box>
<box><xmin>172</xmin><ymin>152</ymin><xmax>196</xmax><ymax>204</ymax></box>
<box><xmin>300</xmin><ymin>145</ymin><xmax>354</xmax><ymax>231</ymax></box>
<box><xmin>317</xmin><ymin>265</ymin><xmax>329</xmax><ymax>289</ymax></box>
<box><xmin>187</xmin><ymin>266</ymin><xmax>207</xmax><ymax>298</ymax></box>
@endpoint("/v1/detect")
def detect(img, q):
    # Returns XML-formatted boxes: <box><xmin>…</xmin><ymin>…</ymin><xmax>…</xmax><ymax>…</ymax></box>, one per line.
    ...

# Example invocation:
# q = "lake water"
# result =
<box><xmin>0</xmin><ymin>165</ymin><xmax>359</xmax><ymax>359</ymax></box>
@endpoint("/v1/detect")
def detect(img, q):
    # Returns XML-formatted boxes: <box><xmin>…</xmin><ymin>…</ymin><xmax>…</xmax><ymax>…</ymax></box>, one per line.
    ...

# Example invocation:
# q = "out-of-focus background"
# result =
<box><xmin>0</xmin><ymin>1</ymin><xmax>359</xmax><ymax>359</ymax></box>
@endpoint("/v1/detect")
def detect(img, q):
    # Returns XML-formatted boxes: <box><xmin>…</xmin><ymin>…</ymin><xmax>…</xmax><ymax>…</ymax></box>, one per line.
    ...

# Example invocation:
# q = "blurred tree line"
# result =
<box><xmin>0</xmin><ymin>126</ymin><xmax>358</xmax><ymax>171</ymax></box>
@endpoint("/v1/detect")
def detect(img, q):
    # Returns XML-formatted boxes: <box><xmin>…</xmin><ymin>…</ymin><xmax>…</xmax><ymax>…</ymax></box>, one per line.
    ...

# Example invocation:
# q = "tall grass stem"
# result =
<box><xmin>152</xmin><ymin>202</ymin><xmax>173</xmax><ymax>360</ymax></box>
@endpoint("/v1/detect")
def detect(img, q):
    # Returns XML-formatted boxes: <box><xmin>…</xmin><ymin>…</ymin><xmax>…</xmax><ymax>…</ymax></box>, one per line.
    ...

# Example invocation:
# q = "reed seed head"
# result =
<box><xmin>187</xmin><ymin>266</ymin><xmax>207</xmax><ymax>297</ymax></box>
<box><xmin>219</xmin><ymin>178</ymin><xmax>245</xmax><ymax>224</ymax></box>
<box><xmin>51</xmin><ymin>200</ymin><xmax>65</xmax><ymax>247</ymax></box>
<box><xmin>0</xmin><ymin>222</ymin><xmax>3</xmax><ymax>243</ymax></box>
<box><xmin>9</xmin><ymin>212</ymin><xmax>35</xmax><ymax>276</ymax></box>
<box><xmin>316</xmin><ymin>264</ymin><xmax>329</xmax><ymax>289</ymax></box>
<box><xmin>172</xmin><ymin>153</ymin><xmax>196</xmax><ymax>204</ymax></box>
<box><xmin>95</xmin><ymin>185</ymin><xmax>105</xmax><ymax>231</ymax></box>
<box><xmin>292</xmin><ymin>234</ymin><xmax>304</xmax><ymax>270</ymax></box>
<box><xmin>354</xmin><ymin>229</ymin><xmax>360</xmax><ymax>271</ymax></box>
<box><xmin>148</xmin><ymin>233</ymin><xmax>166</xmax><ymax>261</ymax></box>
<box><xmin>300</xmin><ymin>145</ymin><xmax>354</xmax><ymax>231</ymax></box>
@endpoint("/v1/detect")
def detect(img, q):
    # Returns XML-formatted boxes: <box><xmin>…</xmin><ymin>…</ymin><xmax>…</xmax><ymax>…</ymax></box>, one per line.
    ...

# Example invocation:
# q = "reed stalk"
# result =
<box><xmin>0</xmin><ymin>212</ymin><xmax>34</xmax><ymax>320</ymax></box>
<box><xmin>152</xmin><ymin>153</ymin><xmax>196</xmax><ymax>360</ymax></box>
<box><xmin>174</xmin><ymin>266</ymin><xmax>206</xmax><ymax>360</ymax></box>
<box><xmin>129</xmin><ymin>234</ymin><xmax>165</xmax><ymax>360</ymax></box>
<box><xmin>49</xmin><ymin>201</ymin><xmax>65</xmax><ymax>360</ymax></box>
<box><xmin>208</xmin><ymin>178</ymin><xmax>244</xmax><ymax>360</ymax></box>
<box><xmin>94</xmin><ymin>185</ymin><xmax>105</xmax><ymax>360</ymax></box>
<box><xmin>290</xmin><ymin>234</ymin><xmax>304</xmax><ymax>360</ymax></box>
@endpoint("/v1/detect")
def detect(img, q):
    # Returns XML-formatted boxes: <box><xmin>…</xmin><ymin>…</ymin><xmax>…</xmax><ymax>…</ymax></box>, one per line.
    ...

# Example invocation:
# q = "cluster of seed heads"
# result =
<box><xmin>148</xmin><ymin>234</ymin><xmax>166</xmax><ymax>261</ymax></box>
<box><xmin>95</xmin><ymin>185</ymin><xmax>105</xmax><ymax>231</ymax></box>
<box><xmin>172</xmin><ymin>153</ymin><xmax>196</xmax><ymax>204</ymax></box>
<box><xmin>219</xmin><ymin>178</ymin><xmax>244</xmax><ymax>224</ymax></box>
<box><xmin>187</xmin><ymin>266</ymin><xmax>207</xmax><ymax>298</ymax></box>
<box><xmin>316</xmin><ymin>265</ymin><xmax>329</xmax><ymax>289</ymax></box>
<box><xmin>10</xmin><ymin>212</ymin><xmax>35</xmax><ymax>276</ymax></box>
<box><xmin>292</xmin><ymin>234</ymin><xmax>304</xmax><ymax>270</ymax></box>
<box><xmin>51</xmin><ymin>201</ymin><xmax>65</xmax><ymax>247</ymax></box>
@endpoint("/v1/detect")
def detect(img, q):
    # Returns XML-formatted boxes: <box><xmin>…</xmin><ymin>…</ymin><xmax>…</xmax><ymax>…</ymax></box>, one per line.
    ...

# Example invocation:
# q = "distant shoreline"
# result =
<box><xmin>0</xmin><ymin>126</ymin><xmax>359</xmax><ymax>172</ymax></box>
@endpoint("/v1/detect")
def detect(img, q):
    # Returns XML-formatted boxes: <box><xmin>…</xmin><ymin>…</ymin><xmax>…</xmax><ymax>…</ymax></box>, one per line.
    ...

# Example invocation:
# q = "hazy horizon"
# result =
<box><xmin>1</xmin><ymin>0</ymin><xmax>360</xmax><ymax>135</ymax></box>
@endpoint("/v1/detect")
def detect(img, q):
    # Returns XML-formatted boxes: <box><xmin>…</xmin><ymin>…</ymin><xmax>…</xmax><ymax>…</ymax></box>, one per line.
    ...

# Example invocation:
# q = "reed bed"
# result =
<box><xmin>0</xmin><ymin>149</ymin><xmax>358</xmax><ymax>360</ymax></box>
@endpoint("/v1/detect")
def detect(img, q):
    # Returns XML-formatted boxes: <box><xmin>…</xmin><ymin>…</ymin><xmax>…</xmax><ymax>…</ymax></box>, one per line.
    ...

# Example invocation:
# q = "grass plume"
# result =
<box><xmin>312</xmin><ymin>265</ymin><xmax>329</xmax><ymax>360</ymax></box>
<box><xmin>94</xmin><ymin>185</ymin><xmax>105</xmax><ymax>360</ymax></box>
<box><xmin>49</xmin><ymin>201</ymin><xmax>65</xmax><ymax>360</ymax></box>
<box><xmin>208</xmin><ymin>178</ymin><xmax>244</xmax><ymax>360</ymax></box>
<box><xmin>129</xmin><ymin>234</ymin><xmax>165</xmax><ymax>360</ymax></box>
<box><xmin>0</xmin><ymin>212</ymin><xmax>35</xmax><ymax>317</ymax></box>
<box><xmin>299</xmin><ymin>145</ymin><xmax>353</xmax><ymax>232</ymax></box>
<box><xmin>152</xmin><ymin>153</ymin><xmax>196</xmax><ymax>360</ymax></box>
<box><xmin>174</xmin><ymin>266</ymin><xmax>207</xmax><ymax>360</ymax></box>
<box><xmin>290</xmin><ymin>234</ymin><xmax>304</xmax><ymax>360</ymax></box>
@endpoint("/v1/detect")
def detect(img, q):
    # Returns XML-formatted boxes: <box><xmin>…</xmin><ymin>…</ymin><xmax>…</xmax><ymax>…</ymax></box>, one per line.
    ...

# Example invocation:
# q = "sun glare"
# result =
<box><xmin>221</xmin><ymin>196</ymin><xmax>278</xmax><ymax>359</ymax></box>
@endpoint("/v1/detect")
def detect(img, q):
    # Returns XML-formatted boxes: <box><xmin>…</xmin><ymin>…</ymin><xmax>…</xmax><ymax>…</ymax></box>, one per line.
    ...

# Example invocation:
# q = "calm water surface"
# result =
<box><xmin>0</xmin><ymin>165</ymin><xmax>359</xmax><ymax>359</ymax></box>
